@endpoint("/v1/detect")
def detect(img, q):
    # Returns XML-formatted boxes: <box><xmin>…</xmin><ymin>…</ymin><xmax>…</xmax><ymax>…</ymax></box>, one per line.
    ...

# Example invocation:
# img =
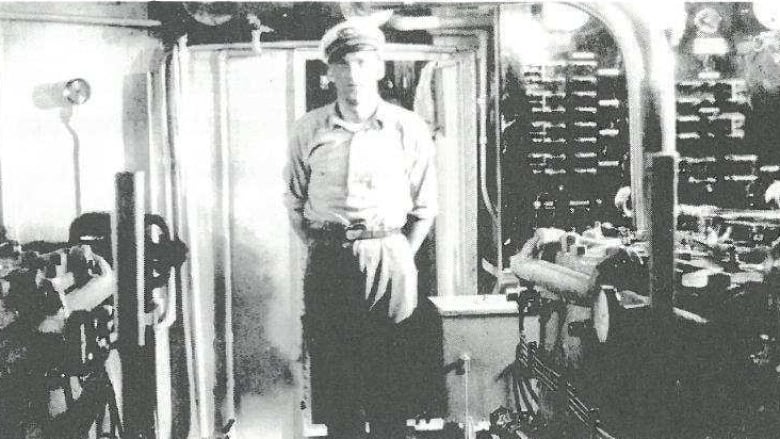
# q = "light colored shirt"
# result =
<box><xmin>284</xmin><ymin>100</ymin><xmax>437</xmax><ymax>231</ymax></box>
<box><xmin>284</xmin><ymin>99</ymin><xmax>437</xmax><ymax>323</ymax></box>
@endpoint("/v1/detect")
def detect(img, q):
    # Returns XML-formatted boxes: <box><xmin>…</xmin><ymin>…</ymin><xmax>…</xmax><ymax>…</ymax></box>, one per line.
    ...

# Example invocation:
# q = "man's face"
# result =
<box><xmin>327</xmin><ymin>50</ymin><xmax>384</xmax><ymax>106</ymax></box>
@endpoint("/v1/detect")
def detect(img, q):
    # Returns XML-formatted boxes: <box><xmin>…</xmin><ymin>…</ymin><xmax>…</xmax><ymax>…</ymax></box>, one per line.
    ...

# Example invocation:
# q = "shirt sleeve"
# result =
<box><xmin>407</xmin><ymin>118</ymin><xmax>438</xmax><ymax>220</ymax></box>
<box><xmin>283</xmin><ymin>122</ymin><xmax>310</xmax><ymax>233</ymax></box>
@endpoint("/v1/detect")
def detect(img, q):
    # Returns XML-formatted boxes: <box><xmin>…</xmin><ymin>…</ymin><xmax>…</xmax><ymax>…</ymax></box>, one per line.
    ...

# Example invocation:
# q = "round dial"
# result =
<box><xmin>693</xmin><ymin>7</ymin><xmax>723</xmax><ymax>35</ymax></box>
<box><xmin>63</xmin><ymin>78</ymin><xmax>91</xmax><ymax>105</ymax></box>
<box><xmin>754</xmin><ymin>1</ymin><xmax>780</xmax><ymax>30</ymax></box>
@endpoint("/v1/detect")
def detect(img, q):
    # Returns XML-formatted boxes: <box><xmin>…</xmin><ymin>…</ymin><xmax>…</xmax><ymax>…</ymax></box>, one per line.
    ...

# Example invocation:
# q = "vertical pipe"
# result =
<box><xmin>150</xmin><ymin>59</ymin><xmax>174</xmax><ymax>439</ymax></box>
<box><xmin>0</xmin><ymin>29</ymin><xmax>4</xmax><ymax>231</ymax></box>
<box><xmin>169</xmin><ymin>41</ymin><xmax>198</xmax><ymax>439</ymax></box>
<box><xmin>177</xmin><ymin>36</ymin><xmax>215</xmax><ymax>438</ymax></box>
<box><xmin>161</xmin><ymin>54</ymin><xmax>177</xmax><ymax>250</ymax></box>
<box><xmin>147</xmin><ymin>70</ymin><xmax>160</xmax><ymax>214</ymax></box>
<box><xmin>215</xmin><ymin>49</ymin><xmax>236</xmax><ymax>431</ymax></box>
<box><xmin>172</xmin><ymin>34</ymin><xmax>210</xmax><ymax>439</ymax></box>
<box><xmin>573</xmin><ymin>4</ymin><xmax>678</xmax><ymax>318</ymax></box>
<box><xmin>158</xmin><ymin>53</ymin><xmax>179</xmax><ymax>330</ymax></box>
<box><xmin>72</xmin><ymin>120</ymin><xmax>82</xmax><ymax>218</ymax></box>
<box><xmin>155</xmin><ymin>308</ymin><xmax>173</xmax><ymax>439</ymax></box>
<box><xmin>612</xmin><ymin>4</ymin><xmax>678</xmax><ymax>320</ymax></box>
<box><xmin>476</xmin><ymin>29</ymin><xmax>496</xmax><ymax>220</ymax></box>
<box><xmin>493</xmin><ymin>6</ymin><xmax>504</xmax><ymax>292</ymax></box>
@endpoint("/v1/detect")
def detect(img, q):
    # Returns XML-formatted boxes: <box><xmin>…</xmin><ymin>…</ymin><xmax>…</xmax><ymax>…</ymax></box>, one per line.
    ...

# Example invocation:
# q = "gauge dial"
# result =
<box><xmin>693</xmin><ymin>7</ymin><xmax>723</xmax><ymax>35</ymax></box>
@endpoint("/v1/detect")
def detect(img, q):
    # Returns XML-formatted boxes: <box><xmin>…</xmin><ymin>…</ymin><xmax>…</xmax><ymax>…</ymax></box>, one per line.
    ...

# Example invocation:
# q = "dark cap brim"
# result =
<box><xmin>327</xmin><ymin>42</ymin><xmax>380</xmax><ymax>63</ymax></box>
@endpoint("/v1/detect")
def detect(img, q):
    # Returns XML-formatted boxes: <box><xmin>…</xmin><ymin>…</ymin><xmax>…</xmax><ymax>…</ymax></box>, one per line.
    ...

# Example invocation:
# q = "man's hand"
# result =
<box><xmin>289</xmin><ymin>212</ymin><xmax>309</xmax><ymax>244</ymax></box>
<box><xmin>405</xmin><ymin>217</ymin><xmax>434</xmax><ymax>255</ymax></box>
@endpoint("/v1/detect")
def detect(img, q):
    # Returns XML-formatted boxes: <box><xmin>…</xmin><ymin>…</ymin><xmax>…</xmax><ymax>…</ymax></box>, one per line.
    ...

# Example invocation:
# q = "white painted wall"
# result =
<box><xmin>0</xmin><ymin>17</ymin><xmax>162</xmax><ymax>242</ymax></box>
<box><xmin>170</xmin><ymin>48</ymin><xmax>304</xmax><ymax>437</ymax></box>
<box><xmin>227</xmin><ymin>50</ymin><xmax>303</xmax><ymax>439</ymax></box>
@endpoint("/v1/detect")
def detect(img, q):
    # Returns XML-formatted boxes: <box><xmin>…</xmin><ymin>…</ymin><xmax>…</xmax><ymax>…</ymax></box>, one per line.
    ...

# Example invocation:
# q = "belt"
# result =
<box><xmin>307</xmin><ymin>222</ymin><xmax>402</xmax><ymax>242</ymax></box>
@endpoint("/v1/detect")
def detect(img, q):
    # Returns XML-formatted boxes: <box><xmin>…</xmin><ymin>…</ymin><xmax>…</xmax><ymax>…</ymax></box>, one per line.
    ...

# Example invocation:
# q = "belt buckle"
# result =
<box><xmin>344</xmin><ymin>223</ymin><xmax>366</xmax><ymax>241</ymax></box>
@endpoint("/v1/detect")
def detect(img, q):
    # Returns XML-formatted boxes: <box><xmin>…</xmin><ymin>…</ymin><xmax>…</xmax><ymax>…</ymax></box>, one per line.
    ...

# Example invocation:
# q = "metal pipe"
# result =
<box><xmin>187</xmin><ymin>41</ymin><xmax>457</xmax><ymax>55</ymax></box>
<box><xmin>170</xmin><ymin>35</ymin><xmax>209</xmax><ymax>439</ymax></box>
<box><xmin>151</xmin><ymin>56</ymin><xmax>176</xmax><ymax>439</ymax></box>
<box><xmin>427</xmin><ymin>28</ymin><xmax>495</xmax><ymax>219</ymax></box>
<box><xmin>611</xmin><ymin>4</ymin><xmax>678</xmax><ymax>318</ymax></box>
<box><xmin>620</xmin><ymin>6</ymin><xmax>677</xmax><ymax>156</ymax></box>
<box><xmin>157</xmin><ymin>49</ymin><xmax>181</xmax><ymax>328</ymax></box>
<box><xmin>0</xmin><ymin>12</ymin><xmax>160</xmax><ymax>28</ymax></box>
<box><xmin>570</xmin><ymin>2</ymin><xmax>649</xmax><ymax>237</ymax></box>
<box><xmin>0</xmin><ymin>28</ymin><xmax>4</xmax><ymax>232</ymax></box>
<box><xmin>154</xmin><ymin>325</ymin><xmax>173</xmax><ymax>439</ymax></box>
<box><xmin>215</xmin><ymin>49</ymin><xmax>236</xmax><ymax>433</ymax></box>
<box><xmin>148</xmin><ymin>65</ymin><xmax>171</xmax><ymax>439</ymax></box>
<box><xmin>387</xmin><ymin>15</ymin><xmax>492</xmax><ymax>31</ymax></box>
<box><xmin>168</xmin><ymin>42</ymin><xmax>198</xmax><ymax>439</ymax></box>
<box><xmin>157</xmin><ymin>55</ymin><xmax>178</xmax><ymax>330</ymax></box>
<box><xmin>493</xmin><ymin>6</ymin><xmax>504</xmax><ymax>291</ymax></box>
<box><xmin>473</xmin><ymin>30</ymin><xmax>496</xmax><ymax>218</ymax></box>
<box><xmin>147</xmin><ymin>71</ymin><xmax>159</xmax><ymax>216</ymax></box>
<box><xmin>569</xmin><ymin>4</ymin><xmax>678</xmax><ymax>323</ymax></box>
<box><xmin>178</xmin><ymin>36</ymin><xmax>216</xmax><ymax>438</ymax></box>
<box><xmin>477</xmin><ymin>29</ymin><xmax>497</xmax><ymax>219</ymax></box>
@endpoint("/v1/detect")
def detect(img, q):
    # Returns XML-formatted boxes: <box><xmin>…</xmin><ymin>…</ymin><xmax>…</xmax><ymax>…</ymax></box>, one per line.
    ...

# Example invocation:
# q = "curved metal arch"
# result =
<box><xmin>564</xmin><ymin>2</ymin><xmax>677</xmax><ymax>238</ymax></box>
<box><xmin>564</xmin><ymin>2</ymin><xmax>678</xmax><ymax>316</ymax></box>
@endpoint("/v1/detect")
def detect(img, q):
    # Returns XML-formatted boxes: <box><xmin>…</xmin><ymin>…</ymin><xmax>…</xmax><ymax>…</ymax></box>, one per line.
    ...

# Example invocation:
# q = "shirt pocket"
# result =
<box><xmin>309</xmin><ymin>138</ymin><xmax>349</xmax><ymax>190</ymax></box>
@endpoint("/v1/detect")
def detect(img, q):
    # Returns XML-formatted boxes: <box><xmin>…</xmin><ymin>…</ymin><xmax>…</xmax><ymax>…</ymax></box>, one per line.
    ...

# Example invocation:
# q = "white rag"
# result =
<box><xmin>351</xmin><ymin>234</ymin><xmax>418</xmax><ymax>323</ymax></box>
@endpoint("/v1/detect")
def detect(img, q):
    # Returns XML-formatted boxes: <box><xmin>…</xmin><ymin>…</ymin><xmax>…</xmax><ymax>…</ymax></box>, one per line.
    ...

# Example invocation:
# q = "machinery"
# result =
<box><xmin>506</xmin><ymin>213</ymin><xmax>780</xmax><ymax>438</ymax></box>
<box><xmin>486</xmin><ymin>3</ymin><xmax>780</xmax><ymax>437</ymax></box>
<box><xmin>0</xmin><ymin>173</ymin><xmax>187</xmax><ymax>439</ymax></box>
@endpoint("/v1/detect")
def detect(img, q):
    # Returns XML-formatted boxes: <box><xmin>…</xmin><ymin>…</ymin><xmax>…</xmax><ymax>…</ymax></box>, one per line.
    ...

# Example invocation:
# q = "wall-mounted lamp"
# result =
<box><xmin>63</xmin><ymin>78</ymin><xmax>91</xmax><ymax>105</ymax></box>
<box><xmin>32</xmin><ymin>78</ymin><xmax>91</xmax><ymax>109</ymax></box>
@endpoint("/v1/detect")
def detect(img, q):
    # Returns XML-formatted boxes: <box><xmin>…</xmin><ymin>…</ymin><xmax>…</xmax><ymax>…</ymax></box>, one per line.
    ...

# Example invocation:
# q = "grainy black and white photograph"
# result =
<box><xmin>1</xmin><ymin>1</ymin><xmax>780</xmax><ymax>438</ymax></box>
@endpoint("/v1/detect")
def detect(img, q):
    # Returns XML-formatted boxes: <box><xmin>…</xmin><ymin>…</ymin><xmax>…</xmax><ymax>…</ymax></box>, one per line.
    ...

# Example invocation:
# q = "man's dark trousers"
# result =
<box><xmin>304</xmin><ymin>239</ymin><xmax>412</xmax><ymax>439</ymax></box>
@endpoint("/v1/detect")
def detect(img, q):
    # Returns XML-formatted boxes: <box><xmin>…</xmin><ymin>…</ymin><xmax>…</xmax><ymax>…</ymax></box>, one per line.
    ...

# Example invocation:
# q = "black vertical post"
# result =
<box><xmin>647</xmin><ymin>153</ymin><xmax>677</xmax><ymax>436</ymax></box>
<box><xmin>649</xmin><ymin>153</ymin><xmax>676</xmax><ymax>316</ymax></box>
<box><xmin>115</xmin><ymin>171</ymin><xmax>155</xmax><ymax>438</ymax></box>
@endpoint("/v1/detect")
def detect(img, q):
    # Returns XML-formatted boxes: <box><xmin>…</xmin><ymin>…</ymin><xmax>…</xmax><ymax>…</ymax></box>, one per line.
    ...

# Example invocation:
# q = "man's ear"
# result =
<box><xmin>375</xmin><ymin>56</ymin><xmax>386</xmax><ymax>81</ymax></box>
<box><xmin>326</xmin><ymin>64</ymin><xmax>335</xmax><ymax>83</ymax></box>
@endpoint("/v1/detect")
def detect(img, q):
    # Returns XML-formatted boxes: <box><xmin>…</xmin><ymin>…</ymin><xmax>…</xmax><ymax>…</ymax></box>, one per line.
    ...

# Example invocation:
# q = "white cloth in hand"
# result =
<box><xmin>352</xmin><ymin>234</ymin><xmax>418</xmax><ymax>323</ymax></box>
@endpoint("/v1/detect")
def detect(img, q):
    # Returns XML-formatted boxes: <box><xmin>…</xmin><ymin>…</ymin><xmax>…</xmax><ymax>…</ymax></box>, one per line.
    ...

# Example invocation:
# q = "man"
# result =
<box><xmin>284</xmin><ymin>19</ymin><xmax>438</xmax><ymax>439</ymax></box>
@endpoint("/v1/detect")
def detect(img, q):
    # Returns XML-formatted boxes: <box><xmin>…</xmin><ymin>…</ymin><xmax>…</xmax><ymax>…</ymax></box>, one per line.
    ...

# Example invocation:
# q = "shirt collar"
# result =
<box><xmin>327</xmin><ymin>100</ymin><xmax>391</xmax><ymax>132</ymax></box>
